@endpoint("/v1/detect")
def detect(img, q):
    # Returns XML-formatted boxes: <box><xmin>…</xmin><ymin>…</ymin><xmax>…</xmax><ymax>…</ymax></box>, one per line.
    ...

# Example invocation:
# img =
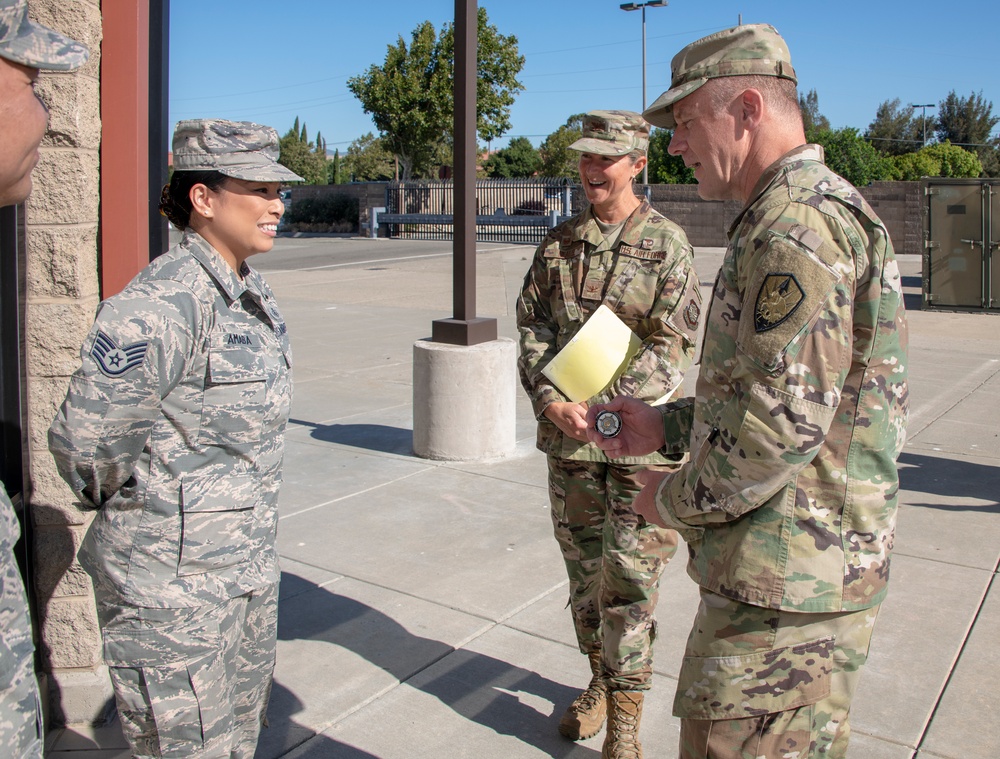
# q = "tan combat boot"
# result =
<box><xmin>558</xmin><ymin>650</ymin><xmax>607</xmax><ymax>740</ymax></box>
<box><xmin>602</xmin><ymin>690</ymin><xmax>645</xmax><ymax>759</ymax></box>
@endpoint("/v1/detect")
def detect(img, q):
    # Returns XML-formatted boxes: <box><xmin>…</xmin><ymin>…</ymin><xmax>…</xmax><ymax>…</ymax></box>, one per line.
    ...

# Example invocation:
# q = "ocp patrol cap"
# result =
<box><xmin>0</xmin><ymin>0</ymin><xmax>89</xmax><ymax>70</ymax></box>
<box><xmin>568</xmin><ymin>110</ymin><xmax>650</xmax><ymax>156</ymax></box>
<box><xmin>172</xmin><ymin>119</ymin><xmax>304</xmax><ymax>183</ymax></box>
<box><xmin>644</xmin><ymin>23</ymin><xmax>796</xmax><ymax>129</ymax></box>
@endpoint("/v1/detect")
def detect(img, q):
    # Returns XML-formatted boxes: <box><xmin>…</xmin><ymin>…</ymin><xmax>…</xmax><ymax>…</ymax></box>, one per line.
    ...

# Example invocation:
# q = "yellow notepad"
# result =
<box><xmin>542</xmin><ymin>305</ymin><xmax>642</xmax><ymax>403</ymax></box>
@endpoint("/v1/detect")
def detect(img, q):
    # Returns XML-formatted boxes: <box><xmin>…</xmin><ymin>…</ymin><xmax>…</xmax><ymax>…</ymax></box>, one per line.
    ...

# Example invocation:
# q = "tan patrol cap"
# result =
<box><xmin>0</xmin><ymin>0</ymin><xmax>89</xmax><ymax>70</ymax></box>
<box><xmin>644</xmin><ymin>23</ymin><xmax>796</xmax><ymax>129</ymax></box>
<box><xmin>172</xmin><ymin>119</ymin><xmax>304</xmax><ymax>183</ymax></box>
<box><xmin>568</xmin><ymin>110</ymin><xmax>650</xmax><ymax>156</ymax></box>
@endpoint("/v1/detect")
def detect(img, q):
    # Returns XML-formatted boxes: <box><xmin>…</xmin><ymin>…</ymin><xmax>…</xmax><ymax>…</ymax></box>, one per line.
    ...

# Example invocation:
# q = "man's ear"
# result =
<box><xmin>740</xmin><ymin>88</ymin><xmax>765</xmax><ymax>130</ymax></box>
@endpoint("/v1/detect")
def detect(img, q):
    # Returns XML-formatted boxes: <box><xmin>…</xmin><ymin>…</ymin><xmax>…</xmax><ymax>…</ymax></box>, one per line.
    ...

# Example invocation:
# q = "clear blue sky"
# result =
<box><xmin>169</xmin><ymin>0</ymin><xmax>1000</xmax><ymax>152</ymax></box>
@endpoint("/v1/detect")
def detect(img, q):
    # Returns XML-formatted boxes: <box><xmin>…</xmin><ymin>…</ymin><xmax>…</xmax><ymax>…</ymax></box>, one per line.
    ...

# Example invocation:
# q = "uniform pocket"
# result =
<box><xmin>199</xmin><ymin>346</ymin><xmax>266</xmax><ymax>448</ymax></box>
<box><xmin>103</xmin><ymin>612</ymin><xmax>230</xmax><ymax>753</ymax></box>
<box><xmin>736</xmin><ymin>236</ymin><xmax>840</xmax><ymax>375</ymax></box>
<box><xmin>716</xmin><ymin>382</ymin><xmax>836</xmax><ymax>517</ymax></box>
<box><xmin>674</xmin><ymin>635</ymin><xmax>833</xmax><ymax>720</ymax></box>
<box><xmin>177</xmin><ymin>471</ymin><xmax>257</xmax><ymax>576</ymax></box>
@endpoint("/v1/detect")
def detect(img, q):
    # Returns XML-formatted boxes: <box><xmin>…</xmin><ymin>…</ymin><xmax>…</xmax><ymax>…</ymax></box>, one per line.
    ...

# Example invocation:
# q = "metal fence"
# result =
<box><xmin>381</xmin><ymin>178</ymin><xmax>587</xmax><ymax>244</ymax></box>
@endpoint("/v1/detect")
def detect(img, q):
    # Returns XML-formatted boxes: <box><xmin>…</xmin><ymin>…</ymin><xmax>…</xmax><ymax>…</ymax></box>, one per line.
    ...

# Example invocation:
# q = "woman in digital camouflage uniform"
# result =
<box><xmin>49</xmin><ymin>119</ymin><xmax>300</xmax><ymax>758</ymax></box>
<box><xmin>516</xmin><ymin>110</ymin><xmax>702</xmax><ymax>758</ymax></box>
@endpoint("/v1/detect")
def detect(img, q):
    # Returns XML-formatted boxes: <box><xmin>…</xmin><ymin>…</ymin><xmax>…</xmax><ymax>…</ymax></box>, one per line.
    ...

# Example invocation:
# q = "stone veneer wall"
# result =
<box><xmin>25</xmin><ymin>0</ymin><xmax>112</xmax><ymax>725</ymax></box>
<box><xmin>303</xmin><ymin>180</ymin><xmax>925</xmax><ymax>253</ymax></box>
<box><xmin>648</xmin><ymin>180</ymin><xmax>924</xmax><ymax>256</ymax></box>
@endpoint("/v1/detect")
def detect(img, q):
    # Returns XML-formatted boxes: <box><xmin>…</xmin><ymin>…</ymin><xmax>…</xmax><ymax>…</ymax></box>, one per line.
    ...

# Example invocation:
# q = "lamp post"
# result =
<box><xmin>620</xmin><ymin>0</ymin><xmax>667</xmax><ymax>185</ymax></box>
<box><xmin>909</xmin><ymin>103</ymin><xmax>935</xmax><ymax>147</ymax></box>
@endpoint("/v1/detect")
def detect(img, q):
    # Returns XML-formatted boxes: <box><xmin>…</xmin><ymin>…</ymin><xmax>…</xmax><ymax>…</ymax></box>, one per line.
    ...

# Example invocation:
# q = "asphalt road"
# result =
<box><xmin>166</xmin><ymin>228</ymin><xmax>529</xmax><ymax>273</ymax></box>
<box><xmin>254</xmin><ymin>236</ymin><xmax>463</xmax><ymax>273</ymax></box>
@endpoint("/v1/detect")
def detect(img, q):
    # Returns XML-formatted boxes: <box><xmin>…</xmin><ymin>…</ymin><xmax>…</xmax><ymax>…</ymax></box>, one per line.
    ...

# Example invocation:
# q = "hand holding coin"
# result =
<box><xmin>595</xmin><ymin>409</ymin><xmax>622</xmax><ymax>438</ymax></box>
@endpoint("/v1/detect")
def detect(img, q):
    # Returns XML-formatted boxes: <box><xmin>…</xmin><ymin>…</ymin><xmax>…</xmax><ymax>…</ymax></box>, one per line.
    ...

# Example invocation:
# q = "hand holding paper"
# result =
<box><xmin>541</xmin><ymin>305</ymin><xmax>642</xmax><ymax>403</ymax></box>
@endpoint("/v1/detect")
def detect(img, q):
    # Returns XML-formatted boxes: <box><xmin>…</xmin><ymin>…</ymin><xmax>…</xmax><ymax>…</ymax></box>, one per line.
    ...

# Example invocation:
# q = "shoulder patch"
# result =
<box><xmin>754</xmin><ymin>273</ymin><xmax>804</xmax><ymax>332</ymax></box>
<box><xmin>683</xmin><ymin>298</ymin><xmax>701</xmax><ymax>330</ymax></box>
<box><xmin>91</xmin><ymin>330</ymin><xmax>148</xmax><ymax>377</ymax></box>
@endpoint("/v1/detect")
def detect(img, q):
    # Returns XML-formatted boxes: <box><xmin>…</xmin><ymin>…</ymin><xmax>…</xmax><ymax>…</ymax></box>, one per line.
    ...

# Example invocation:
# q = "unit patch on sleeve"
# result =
<box><xmin>91</xmin><ymin>330</ymin><xmax>148</xmax><ymax>377</ymax></box>
<box><xmin>753</xmin><ymin>273</ymin><xmax>804</xmax><ymax>333</ymax></box>
<box><xmin>683</xmin><ymin>298</ymin><xmax>700</xmax><ymax>330</ymax></box>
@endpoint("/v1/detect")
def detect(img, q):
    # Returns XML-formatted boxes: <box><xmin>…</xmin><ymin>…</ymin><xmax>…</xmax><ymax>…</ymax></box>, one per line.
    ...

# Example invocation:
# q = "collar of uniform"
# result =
<box><xmin>555</xmin><ymin>206</ymin><xmax>600</xmax><ymax>249</ymax></box>
<box><xmin>181</xmin><ymin>230</ymin><xmax>251</xmax><ymax>302</ymax></box>
<box><xmin>727</xmin><ymin>144</ymin><xmax>826</xmax><ymax>238</ymax></box>
<box><xmin>617</xmin><ymin>200</ymin><xmax>653</xmax><ymax>247</ymax></box>
<box><xmin>574</xmin><ymin>201</ymin><xmax>648</xmax><ymax>248</ymax></box>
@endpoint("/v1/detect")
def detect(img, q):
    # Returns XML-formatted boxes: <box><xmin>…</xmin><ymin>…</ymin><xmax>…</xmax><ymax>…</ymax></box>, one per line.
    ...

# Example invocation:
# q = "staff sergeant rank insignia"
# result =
<box><xmin>91</xmin><ymin>330</ymin><xmax>148</xmax><ymax>377</ymax></box>
<box><xmin>754</xmin><ymin>273</ymin><xmax>804</xmax><ymax>332</ymax></box>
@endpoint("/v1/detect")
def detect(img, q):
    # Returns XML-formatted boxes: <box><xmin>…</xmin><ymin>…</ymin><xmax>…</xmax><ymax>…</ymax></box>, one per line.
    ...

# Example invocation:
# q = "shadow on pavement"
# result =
<box><xmin>264</xmin><ymin>571</ymin><xmax>598</xmax><ymax>758</ymax></box>
<box><xmin>261</xmin><ymin>680</ymin><xmax>381</xmax><ymax>759</ymax></box>
<box><xmin>289</xmin><ymin>418</ymin><xmax>415</xmax><ymax>456</ymax></box>
<box><xmin>898</xmin><ymin>450</ymin><xmax>1000</xmax><ymax>511</ymax></box>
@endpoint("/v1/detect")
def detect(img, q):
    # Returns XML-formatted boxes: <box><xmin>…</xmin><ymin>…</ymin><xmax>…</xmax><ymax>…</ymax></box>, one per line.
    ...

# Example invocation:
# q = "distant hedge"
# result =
<box><xmin>284</xmin><ymin>195</ymin><xmax>359</xmax><ymax>232</ymax></box>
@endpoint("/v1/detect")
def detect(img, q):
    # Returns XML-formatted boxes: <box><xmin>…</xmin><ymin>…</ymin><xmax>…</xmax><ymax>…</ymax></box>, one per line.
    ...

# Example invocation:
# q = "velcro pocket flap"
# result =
<box><xmin>674</xmin><ymin>636</ymin><xmax>833</xmax><ymax>720</ymax></box>
<box><xmin>103</xmin><ymin>617</ymin><xmax>218</xmax><ymax>667</ymax></box>
<box><xmin>737</xmin><ymin>236</ymin><xmax>839</xmax><ymax>374</ymax></box>
<box><xmin>207</xmin><ymin>346</ymin><xmax>265</xmax><ymax>384</ymax></box>
<box><xmin>177</xmin><ymin>472</ymin><xmax>256</xmax><ymax>576</ymax></box>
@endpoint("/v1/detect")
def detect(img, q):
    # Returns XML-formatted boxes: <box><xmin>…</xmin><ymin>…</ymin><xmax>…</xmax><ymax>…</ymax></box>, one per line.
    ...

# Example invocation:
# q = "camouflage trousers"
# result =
<box><xmin>675</xmin><ymin>589</ymin><xmax>881</xmax><ymax>758</ymax></box>
<box><xmin>547</xmin><ymin>457</ymin><xmax>679</xmax><ymax>690</ymax></box>
<box><xmin>0</xmin><ymin>549</ymin><xmax>43</xmax><ymax>759</ymax></box>
<box><xmin>95</xmin><ymin>582</ymin><xmax>278</xmax><ymax>759</ymax></box>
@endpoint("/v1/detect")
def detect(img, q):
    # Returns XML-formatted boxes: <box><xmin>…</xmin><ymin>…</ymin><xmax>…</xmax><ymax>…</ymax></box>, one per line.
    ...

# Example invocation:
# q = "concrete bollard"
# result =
<box><xmin>412</xmin><ymin>338</ymin><xmax>517</xmax><ymax>461</ymax></box>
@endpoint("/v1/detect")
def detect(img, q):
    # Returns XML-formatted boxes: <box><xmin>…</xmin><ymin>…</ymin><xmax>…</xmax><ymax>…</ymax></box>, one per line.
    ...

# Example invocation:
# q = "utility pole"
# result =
<box><xmin>620</xmin><ymin>0</ymin><xmax>667</xmax><ymax>185</ymax></box>
<box><xmin>910</xmin><ymin>103</ymin><xmax>935</xmax><ymax>147</ymax></box>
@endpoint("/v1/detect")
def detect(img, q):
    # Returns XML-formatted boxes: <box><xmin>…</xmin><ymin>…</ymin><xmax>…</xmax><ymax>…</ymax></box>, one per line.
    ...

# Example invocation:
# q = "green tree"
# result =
<box><xmin>799</xmin><ymin>89</ymin><xmax>830</xmax><ymax>140</ymax></box>
<box><xmin>936</xmin><ymin>90</ymin><xmax>999</xmax><ymax>149</ymax></box>
<box><xmin>484</xmin><ymin>136</ymin><xmax>540</xmax><ymax>178</ymax></box>
<box><xmin>538</xmin><ymin>113</ymin><xmax>585</xmax><ymax>178</ymax></box>
<box><xmin>979</xmin><ymin>142</ymin><xmax>1000</xmax><ymax>178</ymax></box>
<box><xmin>888</xmin><ymin>151</ymin><xmax>938</xmax><ymax>181</ymax></box>
<box><xmin>646</xmin><ymin>128</ymin><xmax>694</xmax><ymax>184</ymax></box>
<box><xmin>347</xmin><ymin>8</ymin><xmax>524</xmax><ymax>180</ymax></box>
<box><xmin>810</xmin><ymin>127</ymin><xmax>893</xmax><ymax>187</ymax></box>
<box><xmin>865</xmin><ymin>98</ymin><xmax>923</xmax><ymax>156</ymax></box>
<box><xmin>278</xmin><ymin>117</ymin><xmax>329</xmax><ymax>184</ymax></box>
<box><xmin>342</xmin><ymin>132</ymin><xmax>396</xmax><ymax>181</ymax></box>
<box><xmin>329</xmin><ymin>148</ymin><xmax>342</xmax><ymax>185</ymax></box>
<box><xmin>889</xmin><ymin>140</ymin><xmax>983</xmax><ymax>180</ymax></box>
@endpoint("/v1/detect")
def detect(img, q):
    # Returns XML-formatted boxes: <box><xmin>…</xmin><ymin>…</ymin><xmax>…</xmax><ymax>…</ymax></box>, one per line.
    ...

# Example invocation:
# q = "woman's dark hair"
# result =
<box><xmin>158</xmin><ymin>170</ymin><xmax>228</xmax><ymax>229</ymax></box>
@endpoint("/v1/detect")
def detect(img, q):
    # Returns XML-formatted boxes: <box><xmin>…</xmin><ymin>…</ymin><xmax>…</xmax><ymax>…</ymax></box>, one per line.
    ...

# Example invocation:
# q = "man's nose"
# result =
<box><xmin>668</xmin><ymin>131</ymin><xmax>684</xmax><ymax>156</ymax></box>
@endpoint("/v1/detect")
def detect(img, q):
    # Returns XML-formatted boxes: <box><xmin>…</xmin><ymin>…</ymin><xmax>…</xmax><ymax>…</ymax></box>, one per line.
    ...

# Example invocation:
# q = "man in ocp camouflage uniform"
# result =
<box><xmin>586</xmin><ymin>25</ymin><xmax>909</xmax><ymax>759</ymax></box>
<box><xmin>0</xmin><ymin>2</ymin><xmax>88</xmax><ymax>756</ymax></box>
<box><xmin>518</xmin><ymin>110</ymin><xmax>701</xmax><ymax>758</ymax></box>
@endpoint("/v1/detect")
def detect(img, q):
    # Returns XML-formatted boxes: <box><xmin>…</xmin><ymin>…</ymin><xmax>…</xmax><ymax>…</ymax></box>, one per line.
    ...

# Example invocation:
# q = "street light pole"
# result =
<box><xmin>620</xmin><ymin>0</ymin><xmax>667</xmax><ymax>185</ymax></box>
<box><xmin>909</xmin><ymin>103</ymin><xmax>935</xmax><ymax>147</ymax></box>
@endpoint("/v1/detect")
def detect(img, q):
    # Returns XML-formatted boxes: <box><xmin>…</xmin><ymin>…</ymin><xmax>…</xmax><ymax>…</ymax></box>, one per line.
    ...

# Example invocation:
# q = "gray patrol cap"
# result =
<box><xmin>0</xmin><ymin>0</ymin><xmax>89</xmax><ymax>70</ymax></box>
<box><xmin>644</xmin><ymin>23</ymin><xmax>796</xmax><ymax>129</ymax></box>
<box><xmin>568</xmin><ymin>110</ymin><xmax>650</xmax><ymax>156</ymax></box>
<box><xmin>172</xmin><ymin>119</ymin><xmax>304</xmax><ymax>183</ymax></box>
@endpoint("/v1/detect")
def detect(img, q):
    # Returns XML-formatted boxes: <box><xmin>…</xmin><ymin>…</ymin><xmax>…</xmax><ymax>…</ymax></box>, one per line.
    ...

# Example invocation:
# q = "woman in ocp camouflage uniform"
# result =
<box><xmin>516</xmin><ymin>110</ymin><xmax>701</xmax><ymax>759</ymax></box>
<box><xmin>49</xmin><ymin>119</ymin><xmax>300</xmax><ymax>759</ymax></box>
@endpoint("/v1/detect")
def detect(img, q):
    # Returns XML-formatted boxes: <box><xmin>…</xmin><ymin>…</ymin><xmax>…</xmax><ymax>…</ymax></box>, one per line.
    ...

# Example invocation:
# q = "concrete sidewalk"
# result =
<box><xmin>47</xmin><ymin>239</ymin><xmax>1000</xmax><ymax>758</ymax></box>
